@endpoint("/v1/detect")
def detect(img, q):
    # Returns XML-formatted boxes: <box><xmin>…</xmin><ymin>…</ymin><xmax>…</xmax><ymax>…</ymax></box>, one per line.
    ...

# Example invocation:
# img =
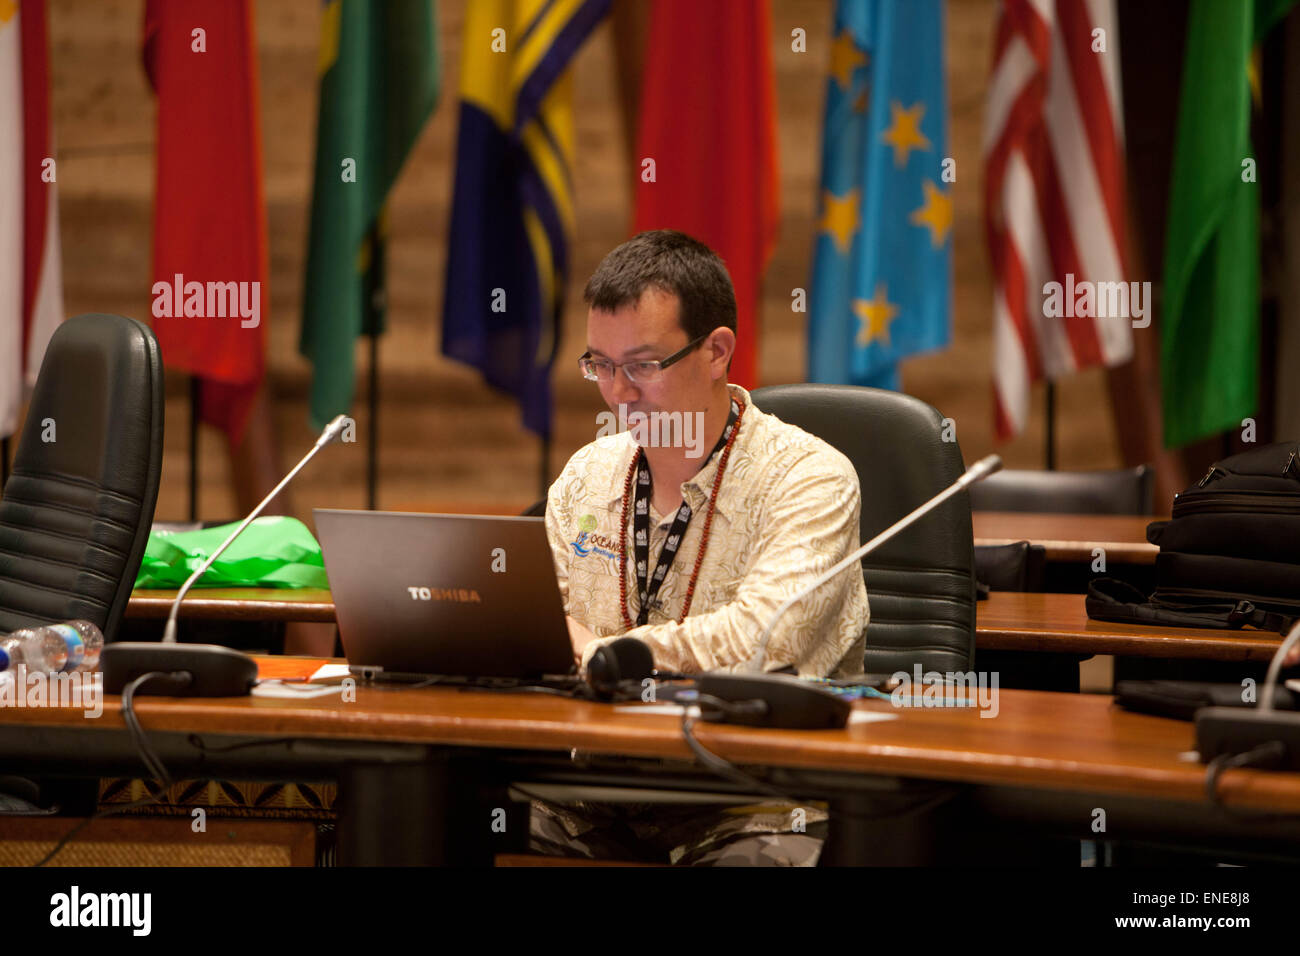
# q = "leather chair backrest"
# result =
<box><xmin>969</xmin><ymin>465</ymin><xmax>1154</xmax><ymax>515</ymax></box>
<box><xmin>751</xmin><ymin>384</ymin><xmax>975</xmax><ymax>674</ymax></box>
<box><xmin>975</xmin><ymin>541</ymin><xmax>1047</xmax><ymax>592</ymax></box>
<box><xmin>0</xmin><ymin>314</ymin><xmax>164</xmax><ymax>642</ymax></box>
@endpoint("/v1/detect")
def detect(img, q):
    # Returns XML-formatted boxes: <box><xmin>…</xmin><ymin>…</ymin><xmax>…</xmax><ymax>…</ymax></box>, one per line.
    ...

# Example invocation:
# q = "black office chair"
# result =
<box><xmin>0</xmin><ymin>314</ymin><xmax>164</xmax><ymax>643</ymax></box>
<box><xmin>969</xmin><ymin>465</ymin><xmax>1154</xmax><ymax>515</ymax></box>
<box><xmin>0</xmin><ymin>314</ymin><xmax>163</xmax><ymax>817</ymax></box>
<box><xmin>751</xmin><ymin>384</ymin><xmax>976</xmax><ymax>675</ymax></box>
<box><xmin>972</xmin><ymin>539</ymin><xmax>1080</xmax><ymax>691</ymax></box>
<box><xmin>975</xmin><ymin>541</ymin><xmax>1046</xmax><ymax>593</ymax></box>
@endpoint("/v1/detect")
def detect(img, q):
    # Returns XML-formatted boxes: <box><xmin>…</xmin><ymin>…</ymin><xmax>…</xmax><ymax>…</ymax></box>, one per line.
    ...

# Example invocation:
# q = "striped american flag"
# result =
<box><xmin>984</xmin><ymin>0</ymin><xmax>1133</xmax><ymax>440</ymax></box>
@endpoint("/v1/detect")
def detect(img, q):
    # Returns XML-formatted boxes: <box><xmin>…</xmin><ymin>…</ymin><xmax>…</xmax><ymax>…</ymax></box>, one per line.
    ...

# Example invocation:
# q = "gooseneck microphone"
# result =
<box><xmin>696</xmin><ymin>454</ymin><xmax>1004</xmax><ymax>728</ymax></box>
<box><xmin>102</xmin><ymin>415</ymin><xmax>350</xmax><ymax>696</ymax></box>
<box><xmin>750</xmin><ymin>453</ymin><xmax>1002</xmax><ymax>672</ymax></box>
<box><xmin>161</xmin><ymin>414</ymin><xmax>349</xmax><ymax>644</ymax></box>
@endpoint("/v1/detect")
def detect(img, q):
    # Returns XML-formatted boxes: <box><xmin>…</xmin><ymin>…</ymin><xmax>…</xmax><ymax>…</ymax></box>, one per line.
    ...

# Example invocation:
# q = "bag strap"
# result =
<box><xmin>1086</xmin><ymin>577</ymin><xmax>1297</xmax><ymax>632</ymax></box>
<box><xmin>1176</xmin><ymin>597</ymin><xmax>1296</xmax><ymax>633</ymax></box>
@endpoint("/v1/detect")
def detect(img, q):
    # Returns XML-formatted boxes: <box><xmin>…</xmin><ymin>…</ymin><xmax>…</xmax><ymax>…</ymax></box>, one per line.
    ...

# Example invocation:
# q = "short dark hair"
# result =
<box><xmin>583</xmin><ymin>230</ymin><xmax>737</xmax><ymax>342</ymax></box>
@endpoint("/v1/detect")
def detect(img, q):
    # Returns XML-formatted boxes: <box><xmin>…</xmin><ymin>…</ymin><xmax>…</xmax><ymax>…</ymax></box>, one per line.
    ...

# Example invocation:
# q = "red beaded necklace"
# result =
<box><xmin>618</xmin><ymin>401</ymin><xmax>747</xmax><ymax>629</ymax></box>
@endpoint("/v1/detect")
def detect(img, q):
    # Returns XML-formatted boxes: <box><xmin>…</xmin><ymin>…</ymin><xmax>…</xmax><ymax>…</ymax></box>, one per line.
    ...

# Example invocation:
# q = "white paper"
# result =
<box><xmin>251</xmin><ymin>681</ymin><xmax>347</xmax><ymax>700</ymax></box>
<box><xmin>311</xmin><ymin>663</ymin><xmax>352</xmax><ymax>681</ymax></box>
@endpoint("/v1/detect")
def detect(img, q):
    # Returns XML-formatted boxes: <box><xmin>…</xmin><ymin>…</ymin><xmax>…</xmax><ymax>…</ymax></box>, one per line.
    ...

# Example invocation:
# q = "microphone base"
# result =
<box><xmin>101</xmin><ymin>643</ymin><xmax>258</xmax><ymax>697</ymax></box>
<box><xmin>695</xmin><ymin>673</ymin><xmax>851</xmax><ymax>729</ymax></box>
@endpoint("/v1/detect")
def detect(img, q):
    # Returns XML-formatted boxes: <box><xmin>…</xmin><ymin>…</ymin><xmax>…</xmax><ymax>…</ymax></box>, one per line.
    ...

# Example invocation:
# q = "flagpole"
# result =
<box><xmin>364</xmin><ymin>220</ymin><xmax>385</xmax><ymax>512</ymax></box>
<box><xmin>1044</xmin><ymin>381</ymin><xmax>1057</xmax><ymax>471</ymax></box>
<box><xmin>368</xmin><ymin>329</ymin><xmax>379</xmax><ymax>511</ymax></box>
<box><xmin>189</xmin><ymin>375</ymin><xmax>199</xmax><ymax>520</ymax></box>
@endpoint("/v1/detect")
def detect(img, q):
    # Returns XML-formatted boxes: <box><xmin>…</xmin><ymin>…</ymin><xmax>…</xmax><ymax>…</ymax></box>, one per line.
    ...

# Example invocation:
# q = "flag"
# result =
<box><xmin>1161</xmin><ymin>0</ymin><xmax>1295</xmax><ymax>448</ymax></box>
<box><xmin>143</xmin><ymin>0</ymin><xmax>267</xmax><ymax>443</ymax></box>
<box><xmin>300</xmin><ymin>0</ymin><xmax>439</xmax><ymax>431</ymax></box>
<box><xmin>984</xmin><ymin>0</ymin><xmax>1133</xmax><ymax>440</ymax></box>
<box><xmin>808</xmin><ymin>0</ymin><xmax>951</xmax><ymax>393</ymax></box>
<box><xmin>632</xmin><ymin>0</ymin><xmax>778</xmax><ymax>391</ymax></box>
<box><xmin>1</xmin><ymin>0</ymin><xmax>63</xmax><ymax>440</ymax></box>
<box><xmin>442</xmin><ymin>0</ymin><xmax>609</xmax><ymax>438</ymax></box>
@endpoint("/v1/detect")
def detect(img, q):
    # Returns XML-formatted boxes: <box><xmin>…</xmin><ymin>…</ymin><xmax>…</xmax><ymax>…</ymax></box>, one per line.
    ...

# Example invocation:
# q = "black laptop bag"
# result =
<box><xmin>1087</xmin><ymin>440</ymin><xmax>1300</xmax><ymax>633</ymax></box>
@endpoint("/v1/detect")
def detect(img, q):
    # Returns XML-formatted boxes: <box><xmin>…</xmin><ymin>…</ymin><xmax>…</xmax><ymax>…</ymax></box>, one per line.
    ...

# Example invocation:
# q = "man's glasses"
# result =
<box><xmin>578</xmin><ymin>334</ymin><xmax>708</xmax><ymax>386</ymax></box>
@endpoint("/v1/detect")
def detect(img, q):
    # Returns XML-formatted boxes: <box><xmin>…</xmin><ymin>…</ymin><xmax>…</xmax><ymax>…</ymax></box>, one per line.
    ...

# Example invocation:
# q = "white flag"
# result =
<box><xmin>0</xmin><ymin>0</ymin><xmax>63</xmax><ymax>441</ymax></box>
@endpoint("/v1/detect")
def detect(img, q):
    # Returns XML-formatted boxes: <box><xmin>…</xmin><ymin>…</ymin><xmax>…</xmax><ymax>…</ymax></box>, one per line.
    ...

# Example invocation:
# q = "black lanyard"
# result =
<box><xmin>630</xmin><ymin>399</ymin><xmax>740</xmax><ymax>626</ymax></box>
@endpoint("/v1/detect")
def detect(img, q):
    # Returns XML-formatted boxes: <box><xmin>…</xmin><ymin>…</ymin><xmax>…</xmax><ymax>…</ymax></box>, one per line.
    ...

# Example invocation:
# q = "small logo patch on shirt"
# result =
<box><xmin>571</xmin><ymin>514</ymin><xmax>618</xmax><ymax>560</ymax></box>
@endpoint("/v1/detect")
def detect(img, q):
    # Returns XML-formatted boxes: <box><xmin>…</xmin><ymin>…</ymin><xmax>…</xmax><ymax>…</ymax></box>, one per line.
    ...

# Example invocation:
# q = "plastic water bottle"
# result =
<box><xmin>45</xmin><ymin>624</ymin><xmax>86</xmax><ymax>673</ymax></box>
<box><xmin>0</xmin><ymin>628</ymin><xmax>69</xmax><ymax>674</ymax></box>
<box><xmin>64</xmin><ymin>620</ymin><xmax>104</xmax><ymax>672</ymax></box>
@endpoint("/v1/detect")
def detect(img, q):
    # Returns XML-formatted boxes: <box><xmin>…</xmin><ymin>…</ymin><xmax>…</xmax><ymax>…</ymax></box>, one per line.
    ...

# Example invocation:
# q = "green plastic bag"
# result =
<box><xmin>133</xmin><ymin>516</ymin><xmax>329</xmax><ymax>589</ymax></box>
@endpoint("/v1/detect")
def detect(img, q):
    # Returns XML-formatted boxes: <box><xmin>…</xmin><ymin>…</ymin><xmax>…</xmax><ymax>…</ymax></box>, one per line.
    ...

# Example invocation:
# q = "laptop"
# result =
<box><xmin>313</xmin><ymin>509</ymin><xmax>576</xmax><ymax>682</ymax></box>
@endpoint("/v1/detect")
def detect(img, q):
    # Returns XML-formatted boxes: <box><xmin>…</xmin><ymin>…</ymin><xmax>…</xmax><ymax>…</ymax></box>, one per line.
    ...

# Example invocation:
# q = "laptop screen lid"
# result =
<box><xmin>314</xmin><ymin>509</ymin><xmax>574</xmax><ymax>679</ymax></box>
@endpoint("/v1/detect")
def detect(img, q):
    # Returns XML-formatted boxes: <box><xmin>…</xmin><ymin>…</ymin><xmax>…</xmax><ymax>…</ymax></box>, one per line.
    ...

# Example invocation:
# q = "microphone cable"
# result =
<box><xmin>35</xmin><ymin>671</ymin><xmax>177</xmax><ymax>867</ymax></box>
<box><xmin>120</xmin><ymin>672</ymin><xmax>180</xmax><ymax>786</ymax></box>
<box><xmin>679</xmin><ymin>695</ymin><xmax>795</xmax><ymax>802</ymax></box>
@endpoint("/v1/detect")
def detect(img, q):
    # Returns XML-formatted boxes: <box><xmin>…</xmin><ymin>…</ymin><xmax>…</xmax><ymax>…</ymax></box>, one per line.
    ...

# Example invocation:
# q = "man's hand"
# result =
<box><xmin>566</xmin><ymin>615</ymin><xmax>599</xmax><ymax>671</ymax></box>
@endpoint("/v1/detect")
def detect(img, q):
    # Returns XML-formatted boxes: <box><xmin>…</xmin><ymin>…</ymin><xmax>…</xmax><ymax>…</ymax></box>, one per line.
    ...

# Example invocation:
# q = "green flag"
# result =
<box><xmin>1162</xmin><ymin>0</ymin><xmax>1295</xmax><ymax>447</ymax></box>
<box><xmin>300</xmin><ymin>0</ymin><xmax>439</xmax><ymax>430</ymax></box>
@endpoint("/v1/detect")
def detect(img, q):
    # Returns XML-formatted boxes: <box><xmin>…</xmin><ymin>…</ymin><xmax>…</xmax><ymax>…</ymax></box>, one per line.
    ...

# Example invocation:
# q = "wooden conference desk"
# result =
<box><xmin>3</xmin><ymin>666</ymin><xmax>1300</xmax><ymax>864</ymax></box>
<box><xmin>126</xmin><ymin>588</ymin><xmax>1282</xmax><ymax>663</ymax></box>
<box><xmin>126</xmin><ymin>587</ymin><xmax>336</xmax><ymax>622</ymax></box>
<box><xmin>977</xmin><ymin>592</ymin><xmax>1283</xmax><ymax>662</ymax></box>
<box><xmin>972</xmin><ymin>511</ymin><xmax>1159</xmax><ymax>564</ymax></box>
<box><xmin>123</xmin><ymin>511</ymin><xmax>1159</xmax><ymax>622</ymax></box>
<box><xmin>123</xmin><ymin>512</ymin><xmax>1160</xmax><ymax>622</ymax></box>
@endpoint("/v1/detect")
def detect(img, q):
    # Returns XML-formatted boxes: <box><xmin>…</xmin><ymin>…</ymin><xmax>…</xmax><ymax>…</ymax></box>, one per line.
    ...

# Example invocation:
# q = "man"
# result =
<box><xmin>534</xmin><ymin>230</ymin><xmax>869</xmax><ymax>865</ymax></box>
<box><xmin>547</xmin><ymin>229</ymin><xmax>869</xmax><ymax>679</ymax></box>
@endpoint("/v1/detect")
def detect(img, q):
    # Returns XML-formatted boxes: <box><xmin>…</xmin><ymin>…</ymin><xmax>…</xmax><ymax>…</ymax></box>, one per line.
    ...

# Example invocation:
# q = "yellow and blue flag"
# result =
<box><xmin>442</xmin><ymin>0</ymin><xmax>610</xmax><ymax>438</ymax></box>
<box><xmin>808</xmin><ymin>0</ymin><xmax>951</xmax><ymax>391</ymax></box>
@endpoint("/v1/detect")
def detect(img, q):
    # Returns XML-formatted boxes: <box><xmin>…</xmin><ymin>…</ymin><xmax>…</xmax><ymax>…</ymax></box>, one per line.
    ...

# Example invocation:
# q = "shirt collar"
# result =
<box><xmin>604</xmin><ymin>384</ymin><xmax>754</xmax><ymax>516</ymax></box>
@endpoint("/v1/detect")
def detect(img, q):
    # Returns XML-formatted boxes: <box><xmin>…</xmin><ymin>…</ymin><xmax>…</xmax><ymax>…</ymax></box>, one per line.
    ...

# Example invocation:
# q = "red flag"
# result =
<box><xmin>631</xmin><ymin>0</ymin><xmax>779</xmax><ymax>389</ymax></box>
<box><xmin>143</xmin><ymin>0</ymin><xmax>267</xmax><ymax>442</ymax></box>
<box><xmin>21</xmin><ymin>0</ymin><xmax>56</xmax><ymax>364</ymax></box>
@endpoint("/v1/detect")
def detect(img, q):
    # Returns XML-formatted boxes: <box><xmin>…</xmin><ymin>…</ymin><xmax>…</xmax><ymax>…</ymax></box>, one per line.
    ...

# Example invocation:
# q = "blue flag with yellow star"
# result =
<box><xmin>808</xmin><ymin>0</ymin><xmax>951</xmax><ymax>391</ymax></box>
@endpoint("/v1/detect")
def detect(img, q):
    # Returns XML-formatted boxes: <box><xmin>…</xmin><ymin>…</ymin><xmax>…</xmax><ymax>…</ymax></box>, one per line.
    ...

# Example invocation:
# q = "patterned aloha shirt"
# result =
<box><xmin>545</xmin><ymin>384</ymin><xmax>869</xmax><ymax>678</ymax></box>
